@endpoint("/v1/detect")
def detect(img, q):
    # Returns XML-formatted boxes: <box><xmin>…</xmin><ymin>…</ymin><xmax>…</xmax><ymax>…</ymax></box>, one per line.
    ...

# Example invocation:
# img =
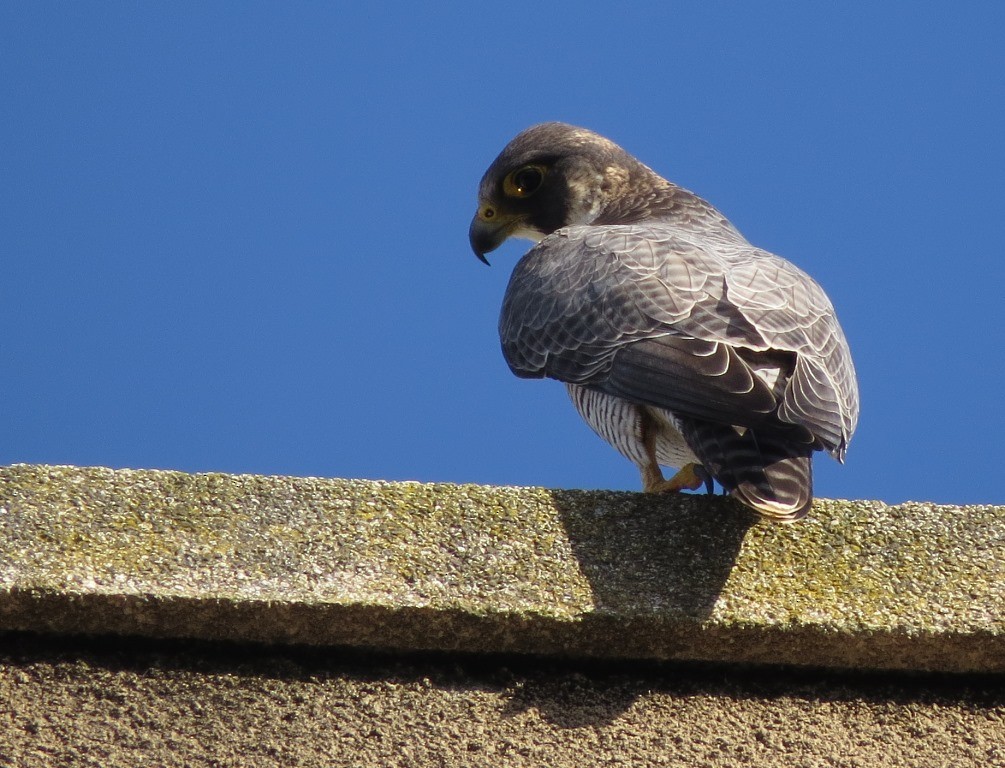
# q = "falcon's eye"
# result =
<box><xmin>504</xmin><ymin>165</ymin><xmax>546</xmax><ymax>198</ymax></box>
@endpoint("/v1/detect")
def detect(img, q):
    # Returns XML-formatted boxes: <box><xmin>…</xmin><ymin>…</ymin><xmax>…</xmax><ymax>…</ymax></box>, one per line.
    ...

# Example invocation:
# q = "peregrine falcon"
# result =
<box><xmin>469</xmin><ymin>123</ymin><xmax>859</xmax><ymax>521</ymax></box>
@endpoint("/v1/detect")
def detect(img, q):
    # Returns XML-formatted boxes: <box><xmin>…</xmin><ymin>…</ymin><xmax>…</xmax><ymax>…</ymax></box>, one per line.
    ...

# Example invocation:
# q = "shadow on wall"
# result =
<box><xmin>494</xmin><ymin>489</ymin><xmax>756</xmax><ymax>726</ymax></box>
<box><xmin>547</xmin><ymin>489</ymin><xmax>754</xmax><ymax>620</ymax></box>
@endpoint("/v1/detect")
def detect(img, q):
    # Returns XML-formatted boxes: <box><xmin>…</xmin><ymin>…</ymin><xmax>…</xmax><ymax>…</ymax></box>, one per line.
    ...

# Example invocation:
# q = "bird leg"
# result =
<box><xmin>643</xmin><ymin>463</ymin><xmax>708</xmax><ymax>494</ymax></box>
<box><xmin>639</xmin><ymin>413</ymin><xmax>708</xmax><ymax>493</ymax></box>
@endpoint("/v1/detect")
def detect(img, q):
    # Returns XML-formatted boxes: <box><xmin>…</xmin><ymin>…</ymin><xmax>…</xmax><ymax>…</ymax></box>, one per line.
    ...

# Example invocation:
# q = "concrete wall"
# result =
<box><xmin>1</xmin><ymin>465</ymin><xmax>1003</xmax><ymax>766</ymax></box>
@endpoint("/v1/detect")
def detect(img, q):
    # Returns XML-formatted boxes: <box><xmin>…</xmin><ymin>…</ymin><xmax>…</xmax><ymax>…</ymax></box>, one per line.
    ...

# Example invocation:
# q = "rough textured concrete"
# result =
<box><xmin>2</xmin><ymin>464</ymin><xmax>1004</xmax><ymax>767</ymax></box>
<box><xmin>1</xmin><ymin>634</ymin><xmax>1002</xmax><ymax>768</ymax></box>
<box><xmin>1</xmin><ymin>464</ymin><xmax>1003</xmax><ymax>672</ymax></box>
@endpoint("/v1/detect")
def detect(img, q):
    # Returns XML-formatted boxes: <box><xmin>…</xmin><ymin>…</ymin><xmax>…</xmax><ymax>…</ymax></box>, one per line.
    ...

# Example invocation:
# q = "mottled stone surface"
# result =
<box><xmin>1</xmin><ymin>464</ymin><xmax>1003</xmax><ymax>672</ymax></box>
<box><xmin>2</xmin><ymin>634</ymin><xmax>1003</xmax><ymax>768</ymax></box>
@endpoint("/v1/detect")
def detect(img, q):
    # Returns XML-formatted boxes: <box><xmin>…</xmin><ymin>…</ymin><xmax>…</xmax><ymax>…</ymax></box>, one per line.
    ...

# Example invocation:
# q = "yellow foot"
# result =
<box><xmin>643</xmin><ymin>463</ymin><xmax>707</xmax><ymax>494</ymax></box>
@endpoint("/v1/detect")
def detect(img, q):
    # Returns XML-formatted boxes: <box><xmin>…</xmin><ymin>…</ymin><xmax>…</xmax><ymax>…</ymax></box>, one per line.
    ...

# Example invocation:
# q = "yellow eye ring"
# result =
<box><xmin>503</xmin><ymin>165</ymin><xmax>546</xmax><ymax>198</ymax></box>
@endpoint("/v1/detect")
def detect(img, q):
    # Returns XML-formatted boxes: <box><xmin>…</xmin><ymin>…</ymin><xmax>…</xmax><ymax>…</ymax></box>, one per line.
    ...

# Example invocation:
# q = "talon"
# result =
<box><xmin>643</xmin><ymin>462</ymin><xmax>707</xmax><ymax>494</ymax></box>
<box><xmin>699</xmin><ymin>466</ymin><xmax>715</xmax><ymax>495</ymax></box>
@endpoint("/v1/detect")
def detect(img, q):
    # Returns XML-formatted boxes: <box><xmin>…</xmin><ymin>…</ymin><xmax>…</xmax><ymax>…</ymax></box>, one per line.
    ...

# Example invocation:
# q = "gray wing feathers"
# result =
<box><xmin>600</xmin><ymin>337</ymin><xmax>779</xmax><ymax>428</ymax></box>
<box><xmin>500</xmin><ymin>224</ymin><xmax>859</xmax><ymax>458</ymax></box>
<box><xmin>726</xmin><ymin>258</ymin><xmax>859</xmax><ymax>459</ymax></box>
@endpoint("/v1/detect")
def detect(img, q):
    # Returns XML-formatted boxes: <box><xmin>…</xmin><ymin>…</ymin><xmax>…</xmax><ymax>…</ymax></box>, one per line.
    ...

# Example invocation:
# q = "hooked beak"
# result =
<box><xmin>468</xmin><ymin>205</ymin><xmax>516</xmax><ymax>266</ymax></box>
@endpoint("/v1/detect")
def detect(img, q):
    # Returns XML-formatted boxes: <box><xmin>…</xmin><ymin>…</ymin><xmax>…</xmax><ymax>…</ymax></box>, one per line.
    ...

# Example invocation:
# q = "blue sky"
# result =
<box><xmin>2</xmin><ymin>3</ymin><xmax>1003</xmax><ymax>506</ymax></box>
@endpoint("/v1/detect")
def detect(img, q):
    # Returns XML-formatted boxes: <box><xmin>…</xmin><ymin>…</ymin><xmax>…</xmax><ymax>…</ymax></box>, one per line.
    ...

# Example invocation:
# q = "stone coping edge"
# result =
<box><xmin>1</xmin><ymin>465</ymin><xmax>1002</xmax><ymax>673</ymax></box>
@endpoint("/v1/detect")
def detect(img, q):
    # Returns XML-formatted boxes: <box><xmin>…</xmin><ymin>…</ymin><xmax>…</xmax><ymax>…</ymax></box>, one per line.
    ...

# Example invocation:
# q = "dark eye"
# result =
<box><xmin>504</xmin><ymin>165</ymin><xmax>545</xmax><ymax>198</ymax></box>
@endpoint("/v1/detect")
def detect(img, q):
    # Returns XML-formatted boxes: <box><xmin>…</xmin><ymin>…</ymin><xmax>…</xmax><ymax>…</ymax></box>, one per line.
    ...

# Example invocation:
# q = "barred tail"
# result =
<box><xmin>680</xmin><ymin>419</ymin><xmax>816</xmax><ymax>522</ymax></box>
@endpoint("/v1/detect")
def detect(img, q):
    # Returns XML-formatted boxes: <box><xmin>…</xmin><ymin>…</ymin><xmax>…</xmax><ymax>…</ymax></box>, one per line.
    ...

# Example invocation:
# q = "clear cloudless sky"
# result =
<box><xmin>2</xmin><ymin>3</ymin><xmax>1004</xmax><ymax>506</ymax></box>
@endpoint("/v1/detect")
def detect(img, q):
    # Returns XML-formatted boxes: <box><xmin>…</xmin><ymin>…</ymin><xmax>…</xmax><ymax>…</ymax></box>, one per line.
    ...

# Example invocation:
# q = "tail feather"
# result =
<box><xmin>680</xmin><ymin>419</ymin><xmax>816</xmax><ymax>522</ymax></box>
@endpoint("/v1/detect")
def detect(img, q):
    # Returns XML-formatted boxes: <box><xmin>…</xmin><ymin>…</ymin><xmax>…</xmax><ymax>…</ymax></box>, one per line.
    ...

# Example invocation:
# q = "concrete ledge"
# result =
<box><xmin>1</xmin><ymin>464</ymin><xmax>1002</xmax><ymax>673</ymax></box>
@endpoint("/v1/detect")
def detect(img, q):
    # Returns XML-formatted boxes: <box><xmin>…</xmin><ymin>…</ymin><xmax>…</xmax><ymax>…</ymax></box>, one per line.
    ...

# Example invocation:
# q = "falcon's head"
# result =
<box><xmin>469</xmin><ymin>122</ymin><xmax>669</xmax><ymax>264</ymax></box>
